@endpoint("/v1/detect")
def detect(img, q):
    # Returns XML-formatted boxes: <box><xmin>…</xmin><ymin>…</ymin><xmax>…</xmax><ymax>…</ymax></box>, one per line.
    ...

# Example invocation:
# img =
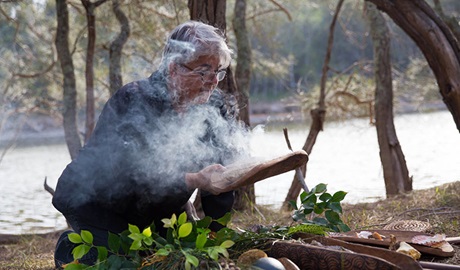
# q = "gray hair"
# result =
<box><xmin>160</xmin><ymin>21</ymin><xmax>232</xmax><ymax>73</ymax></box>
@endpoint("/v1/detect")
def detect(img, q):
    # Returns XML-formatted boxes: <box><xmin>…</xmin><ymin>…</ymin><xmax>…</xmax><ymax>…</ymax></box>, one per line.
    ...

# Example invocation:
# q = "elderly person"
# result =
<box><xmin>52</xmin><ymin>20</ymin><xmax>248</xmax><ymax>267</ymax></box>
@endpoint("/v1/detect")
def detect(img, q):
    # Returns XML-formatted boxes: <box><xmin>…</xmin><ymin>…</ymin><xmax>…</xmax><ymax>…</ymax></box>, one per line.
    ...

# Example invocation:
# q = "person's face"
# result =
<box><xmin>169</xmin><ymin>55</ymin><xmax>225</xmax><ymax>108</ymax></box>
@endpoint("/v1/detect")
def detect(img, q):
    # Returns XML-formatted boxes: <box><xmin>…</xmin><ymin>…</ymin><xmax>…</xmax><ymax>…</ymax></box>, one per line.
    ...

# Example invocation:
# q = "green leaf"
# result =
<box><xmin>331</xmin><ymin>191</ymin><xmax>347</xmax><ymax>202</ymax></box>
<box><xmin>220</xmin><ymin>240</ymin><xmax>234</xmax><ymax>249</ymax></box>
<box><xmin>80</xmin><ymin>230</ymin><xmax>93</xmax><ymax>245</ymax></box>
<box><xmin>170</xmin><ymin>214</ymin><xmax>177</xmax><ymax>226</ymax></box>
<box><xmin>325</xmin><ymin>210</ymin><xmax>341</xmax><ymax>225</ymax></box>
<box><xmin>68</xmin><ymin>233</ymin><xmax>82</xmax><ymax>244</ymax></box>
<box><xmin>178</xmin><ymin>222</ymin><xmax>193</xmax><ymax>238</ymax></box>
<box><xmin>319</xmin><ymin>192</ymin><xmax>332</xmax><ymax>202</ymax></box>
<box><xmin>142</xmin><ymin>227</ymin><xmax>152</xmax><ymax>237</ymax></box>
<box><xmin>217</xmin><ymin>246</ymin><xmax>229</xmax><ymax>258</ymax></box>
<box><xmin>337</xmin><ymin>223</ymin><xmax>351</xmax><ymax>232</ymax></box>
<box><xmin>143</xmin><ymin>237</ymin><xmax>153</xmax><ymax>246</ymax></box>
<box><xmin>312</xmin><ymin>217</ymin><xmax>328</xmax><ymax>226</ymax></box>
<box><xmin>207</xmin><ymin>247</ymin><xmax>219</xmax><ymax>261</ymax></box>
<box><xmin>328</xmin><ymin>202</ymin><xmax>343</xmax><ymax>213</ymax></box>
<box><xmin>184</xmin><ymin>253</ymin><xmax>199</xmax><ymax>267</ymax></box>
<box><xmin>96</xmin><ymin>246</ymin><xmax>108</xmax><ymax>262</ymax></box>
<box><xmin>128</xmin><ymin>233</ymin><xmax>143</xmax><ymax>241</ymax></box>
<box><xmin>156</xmin><ymin>249</ymin><xmax>170</xmax><ymax>256</ymax></box>
<box><xmin>302</xmin><ymin>208</ymin><xmax>313</xmax><ymax>215</ymax></box>
<box><xmin>288</xmin><ymin>200</ymin><xmax>298</xmax><ymax>210</ymax></box>
<box><xmin>314</xmin><ymin>202</ymin><xmax>327</xmax><ymax>214</ymax></box>
<box><xmin>196</xmin><ymin>216</ymin><xmax>212</xmax><ymax>229</ymax></box>
<box><xmin>178</xmin><ymin>212</ymin><xmax>187</xmax><ymax>225</ymax></box>
<box><xmin>128</xmin><ymin>224</ymin><xmax>140</xmax><ymax>234</ymax></box>
<box><xmin>196</xmin><ymin>232</ymin><xmax>207</xmax><ymax>249</ymax></box>
<box><xmin>216</xmin><ymin>212</ymin><xmax>232</xmax><ymax>226</ymax></box>
<box><xmin>130</xmin><ymin>239</ymin><xmax>142</xmax><ymax>250</ymax></box>
<box><xmin>72</xmin><ymin>244</ymin><xmax>90</xmax><ymax>260</ymax></box>
<box><xmin>63</xmin><ymin>263</ymin><xmax>86</xmax><ymax>270</ymax></box>
<box><xmin>156</xmin><ymin>248</ymin><xmax>170</xmax><ymax>256</ymax></box>
<box><xmin>185</xmin><ymin>261</ymin><xmax>191</xmax><ymax>270</ymax></box>
<box><xmin>108</xmin><ymin>232</ymin><xmax>121</xmax><ymax>253</ymax></box>
<box><xmin>315</xmin><ymin>183</ymin><xmax>328</xmax><ymax>193</ymax></box>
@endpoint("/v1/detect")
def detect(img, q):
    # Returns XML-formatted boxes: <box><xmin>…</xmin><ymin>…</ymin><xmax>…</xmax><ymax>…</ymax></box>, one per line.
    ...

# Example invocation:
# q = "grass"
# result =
<box><xmin>1</xmin><ymin>181</ymin><xmax>459</xmax><ymax>269</ymax></box>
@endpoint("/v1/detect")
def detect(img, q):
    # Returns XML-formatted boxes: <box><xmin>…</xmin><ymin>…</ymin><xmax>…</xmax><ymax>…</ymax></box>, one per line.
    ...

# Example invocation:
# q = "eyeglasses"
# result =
<box><xmin>180</xmin><ymin>64</ymin><xmax>227</xmax><ymax>82</ymax></box>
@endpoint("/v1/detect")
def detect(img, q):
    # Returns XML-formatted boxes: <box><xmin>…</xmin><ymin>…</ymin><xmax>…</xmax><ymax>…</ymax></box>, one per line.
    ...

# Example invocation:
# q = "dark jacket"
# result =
<box><xmin>52</xmin><ymin>71</ymin><xmax>247</xmax><ymax>234</ymax></box>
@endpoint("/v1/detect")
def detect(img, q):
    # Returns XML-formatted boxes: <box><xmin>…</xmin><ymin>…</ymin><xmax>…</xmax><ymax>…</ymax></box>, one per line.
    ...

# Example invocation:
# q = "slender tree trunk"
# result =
<box><xmin>231</xmin><ymin>0</ymin><xmax>253</xmax><ymax>210</ymax></box>
<box><xmin>55</xmin><ymin>0</ymin><xmax>81</xmax><ymax>160</ymax></box>
<box><xmin>82</xmin><ymin>0</ymin><xmax>107</xmax><ymax>142</ymax></box>
<box><xmin>232</xmin><ymin>0</ymin><xmax>250</xmax><ymax>126</ymax></box>
<box><xmin>189</xmin><ymin>0</ymin><xmax>256</xmax><ymax>210</ymax></box>
<box><xmin>366</xmin><ymin>0</ymin><xmax>460</xmax><ymax>132</ymax></box>
<box><xmin>109</xmin><ymin>0</ymin><xmax>130</xmax><ymax>95</ymax></box>
<box><xmin>282</xmin><ymin>0</ymin><xmax>344</xmax><ymax>210</ymax></box>
<box><xmin>366</xmin><ymin>3</ymin><xmax>412</xmax><ymax>196</ymax></box>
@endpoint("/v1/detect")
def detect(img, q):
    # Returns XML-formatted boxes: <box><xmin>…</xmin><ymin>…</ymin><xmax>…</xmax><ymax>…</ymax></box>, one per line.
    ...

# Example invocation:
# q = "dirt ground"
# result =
<box><xmin>1</xmin><ymin>181</ymin><xmax>459</xmax><ymax>269</ymax></box>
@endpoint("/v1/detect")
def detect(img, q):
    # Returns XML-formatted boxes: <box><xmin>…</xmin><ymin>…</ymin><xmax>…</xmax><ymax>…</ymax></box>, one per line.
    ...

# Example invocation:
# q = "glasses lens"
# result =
<box><xmin>216</xmin><ymin>70</ymin><xmax>226</xmax><ymax>81</ymax></box>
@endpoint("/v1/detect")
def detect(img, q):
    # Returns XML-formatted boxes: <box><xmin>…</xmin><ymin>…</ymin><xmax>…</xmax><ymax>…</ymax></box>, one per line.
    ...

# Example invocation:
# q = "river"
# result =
<box><xmin>0</xmin><ymin>110</ymin><xmax>459</xmax><ymax>234</ymax></box>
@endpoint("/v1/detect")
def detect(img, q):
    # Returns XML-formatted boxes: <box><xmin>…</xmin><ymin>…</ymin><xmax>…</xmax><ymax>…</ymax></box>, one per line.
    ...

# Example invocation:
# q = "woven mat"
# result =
<box><xmin>383</xmin><ymin>220</ymin><xmax>432</xmax><ymax>232</ymax></box>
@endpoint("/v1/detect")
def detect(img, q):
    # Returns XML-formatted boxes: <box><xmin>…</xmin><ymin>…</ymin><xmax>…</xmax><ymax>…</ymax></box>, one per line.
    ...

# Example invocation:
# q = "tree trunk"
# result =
<box><xmin>189</xmin><ymin>0</ymin><xmax>256</xmax><ymax>210</ymax></box>
<box><xmin>82</xmin><ymin>0</ymin><xmax>107</xmax><ymax>142</ymax></box>
<box><xmin>282</xmin><ymin>0</ymin><xmax>344</xmax><ymax>210</ymax></box>
<box><xmin>231</xmin><ymin>0</ymin><xmax>253</xmax><ymax>210</ymax></box>
<box><xmin>366</xmin><ymin>0</ymin><xmax>460</xmax><ymax>132</ymax></box>
<box><xmin>366</xmin><ymin>3</ymin><xmax>412</xmax><ymax>196</ymax></box>
<box><xmin>82</xmin><ymin>0</ymin><xmax>96</xmax><ymax>142</ymax></box>
<box><xmin>109</xmin><ymin>0</ymin><xmax>130</xmax><ymax>95</ymax></box>
<box><xmin>232</xmin><ymin>0</ymin><xmax>251</xmax><ymax>126</ymax></box>
<box><xmin>55</xmin><ymin>0</ymin><xmax>81</xmax><ymax>160</ymax></box>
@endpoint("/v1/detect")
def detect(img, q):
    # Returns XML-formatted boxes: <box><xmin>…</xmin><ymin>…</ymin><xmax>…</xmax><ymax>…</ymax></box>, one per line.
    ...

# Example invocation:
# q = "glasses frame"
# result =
<box><xmin>180</xmin><ymin>63</ymin><xmax>227</xmax><ymax>82</ymax></box>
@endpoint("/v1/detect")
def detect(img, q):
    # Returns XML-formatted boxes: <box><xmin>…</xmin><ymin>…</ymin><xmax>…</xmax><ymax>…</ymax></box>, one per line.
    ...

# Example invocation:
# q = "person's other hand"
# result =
<box><xmin>185</xmin><ymin>164</ymin><xmax>227</xmax><ymax>195</ymax></box>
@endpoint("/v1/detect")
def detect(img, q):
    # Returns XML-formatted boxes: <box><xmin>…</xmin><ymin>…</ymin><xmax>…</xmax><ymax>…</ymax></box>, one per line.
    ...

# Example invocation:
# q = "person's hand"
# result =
<box><xmin>185</xmin><ymin>164</ymin><xmax>228</xmax><ymax>195</ymax></box>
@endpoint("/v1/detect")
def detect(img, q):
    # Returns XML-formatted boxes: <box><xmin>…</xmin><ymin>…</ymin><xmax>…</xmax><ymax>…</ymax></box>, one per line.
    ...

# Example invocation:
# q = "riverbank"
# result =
<box><xmin>1</xmin><ymin>181</ymin><xmax>459</xmax><ymax>269</ymax></box>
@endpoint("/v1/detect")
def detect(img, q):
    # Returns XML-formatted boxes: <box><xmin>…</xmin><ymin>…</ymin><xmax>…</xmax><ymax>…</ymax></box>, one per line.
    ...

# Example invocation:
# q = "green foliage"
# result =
<box><xmin>287</xmin><ymin>223</ymin><xmax>331</xmax><ymax>236</ymax></box>
<box><xmin>290</xmin><ymin>183</ymin><xmax>351</xmax><ymax>232</ymax></box>
<box><xmin>63</xmin><ymin>212</ymin><xmax>235</xmax><ymax>270</ymax></box>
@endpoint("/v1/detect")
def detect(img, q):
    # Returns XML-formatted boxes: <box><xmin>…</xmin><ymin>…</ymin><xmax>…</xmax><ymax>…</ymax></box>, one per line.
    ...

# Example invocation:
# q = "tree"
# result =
<box><xmin>282</xmin><ymin>0</ymin><xmax>345</xmax><ymax>210</ymax></box>
<box><xmin>366</xmin><ymin>2</ymin><xmax>412</xmax><ymax>195</ymax></box>
<box><xmin>189</xmin><ymin>0</ymin><xmax>255</xmax><ymax>210</ymax></box>
<box><xmin>232</xmin><ymin>0</ymin><xmax>251</xmax><ymax>126</ymax></box>
<box><xmin>366</xmin><ymin>0</ymin><xmax>460</xmax><ymax>132</ymax></box>
<box><xmin>109</xmin><ymin>0</ymin><xmax>130</xmax><ymax>95</ymax></box>
<box><xmin>55</xmin><ymin>0</ymin><xmax>82</xmax><ymax>160</ymax></box>
<box><xmin>81</xmin><ymin>0</ymin><xmax>108</xmax><ymax>142</ymax></box>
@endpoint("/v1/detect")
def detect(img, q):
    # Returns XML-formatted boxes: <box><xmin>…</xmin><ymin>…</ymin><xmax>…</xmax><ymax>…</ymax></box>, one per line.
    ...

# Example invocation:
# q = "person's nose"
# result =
<box><xmin>202</xmin><ymin>73</ymin><xmax>219</xmax><ymax>85</ymax></box>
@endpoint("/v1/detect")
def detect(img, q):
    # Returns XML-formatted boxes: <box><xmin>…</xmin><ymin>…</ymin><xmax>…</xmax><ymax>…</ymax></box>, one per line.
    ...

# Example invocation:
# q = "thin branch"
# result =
<box><xmin>266</xmin><ymin>0</ymin><xmax>292</xmax><ymax>21</ymax></box>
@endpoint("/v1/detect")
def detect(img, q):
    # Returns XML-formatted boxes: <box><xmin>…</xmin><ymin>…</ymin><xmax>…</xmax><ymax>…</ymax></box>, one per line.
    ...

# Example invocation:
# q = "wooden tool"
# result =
<box><xmin>328</xmin><ymin>229</ymin><xmax>456</xmax><ymax>257</ymax></box>
<box><xmin>210</xmin><ymin>150</ymin><xmax>309</xmax><ymax>193</ymax></box>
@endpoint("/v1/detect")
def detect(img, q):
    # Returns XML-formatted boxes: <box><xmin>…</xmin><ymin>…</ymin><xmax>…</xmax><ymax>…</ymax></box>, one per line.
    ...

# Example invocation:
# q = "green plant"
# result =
<box><xmin>290</xmin><ymin>183</ymin><xmax>351</xmax><ymax>232</ymax></box>
<box><xmin>63</xmin><ymin>212</ymin><xmax>236</xmax><ymax>270</ymax></box>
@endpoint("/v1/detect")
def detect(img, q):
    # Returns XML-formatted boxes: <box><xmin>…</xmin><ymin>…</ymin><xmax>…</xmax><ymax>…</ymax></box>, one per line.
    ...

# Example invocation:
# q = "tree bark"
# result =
<box><xmin>366</xmin><ymin>0</ymin><xmax>460</xmax><ymax>132</ymax></box>
<box><xmin>109</xmin><ymin>0</ymin><xmax>130</xmax><ymax>95</ymax></box>
<box><xmin>188</xmin><ymin>0</ymin><xmax>255</xmax><ymax>210</ymax></box>
<box><xmin>232</xmin><ymin>0</ymin><xmax>251</xmax><ymax>126</ymax></box>
<box><xmin>82</xmin><ymin>0</ymin><xmax>107</xmax><ymax>142</ymax></box>
<box><xmin>282</xmin><ymin>0</ymin><xmax>344</xmax><ymax>210</ymax></box>
<box><xmin>366</xmin><ymin>2</ymin><xmax>412</xmax><ymax>196</ymax></box>
<box><xmin>55</xmin><ymin>0</ymin><xmax>82</xmax><ymax>160</ymax></box>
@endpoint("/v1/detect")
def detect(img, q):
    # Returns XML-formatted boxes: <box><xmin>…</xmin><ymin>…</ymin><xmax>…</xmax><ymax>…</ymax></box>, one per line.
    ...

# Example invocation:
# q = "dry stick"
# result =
<box><xmin>283</xmin><ymin>128</ymin><xmax>309</xmax><ymax>193</ymax></box>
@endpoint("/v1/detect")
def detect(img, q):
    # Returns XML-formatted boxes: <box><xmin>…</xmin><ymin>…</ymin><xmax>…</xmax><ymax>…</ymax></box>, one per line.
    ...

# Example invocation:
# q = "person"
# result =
<box><xmin>52</xmin><ymin>20</ymin><xmax>249</xmax><ymax>268</ymax></box>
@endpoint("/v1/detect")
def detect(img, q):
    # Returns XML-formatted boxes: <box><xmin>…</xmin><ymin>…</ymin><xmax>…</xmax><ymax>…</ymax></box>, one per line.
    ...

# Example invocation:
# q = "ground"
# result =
<box><xmin>1</xmin><ymin>181</ymin><xmax>459</xmax><ymax>269</ymax></box>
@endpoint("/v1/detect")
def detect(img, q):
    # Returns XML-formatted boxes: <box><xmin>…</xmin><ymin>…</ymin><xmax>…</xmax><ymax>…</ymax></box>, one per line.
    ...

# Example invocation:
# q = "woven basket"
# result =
<box><xmin>383</xmin><ymin>220</ymin><xmax>432</xmax><ymax>232</ymax></box>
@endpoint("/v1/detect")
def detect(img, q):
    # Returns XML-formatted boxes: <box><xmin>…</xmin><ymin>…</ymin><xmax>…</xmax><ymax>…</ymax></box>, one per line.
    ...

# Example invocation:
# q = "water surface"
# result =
<box><xmin>0</xmin><ymin>110</ymin><xmax>458</xmax><ymax>234</ymax></box>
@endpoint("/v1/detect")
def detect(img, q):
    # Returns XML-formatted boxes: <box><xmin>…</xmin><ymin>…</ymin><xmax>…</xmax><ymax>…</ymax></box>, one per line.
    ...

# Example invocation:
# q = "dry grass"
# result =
<box><xmin>1</xmin><ymin>181</ymin><xmax>459</xmax><ymax>269</ymax></box>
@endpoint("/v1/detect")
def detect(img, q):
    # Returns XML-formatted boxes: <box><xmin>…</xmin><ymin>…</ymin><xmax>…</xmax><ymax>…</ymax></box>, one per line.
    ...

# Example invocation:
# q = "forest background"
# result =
<box><xmin>1</xmin><ymin>0</ymin><xmax>460</xmax><ymax>208</ymax></box>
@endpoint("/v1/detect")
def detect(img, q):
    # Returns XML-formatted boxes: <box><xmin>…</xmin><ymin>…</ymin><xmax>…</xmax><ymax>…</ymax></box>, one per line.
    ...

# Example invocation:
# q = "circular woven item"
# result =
<box><xmin>383</xmin><ymin>220</ymin><xmax>432</xmax><ymax>232</ymax></box>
